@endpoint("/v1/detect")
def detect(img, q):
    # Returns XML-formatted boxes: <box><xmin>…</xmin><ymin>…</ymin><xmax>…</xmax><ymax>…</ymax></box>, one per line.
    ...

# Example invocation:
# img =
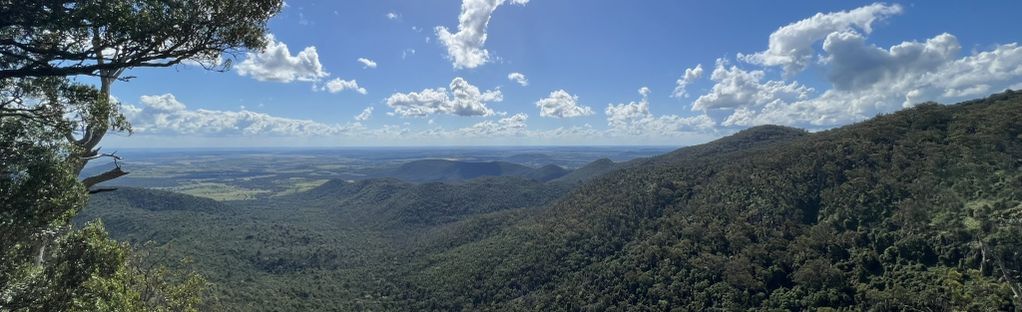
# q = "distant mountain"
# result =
<box><xmin>550</xmin><ymin>158</ymin><xmax>619</xmax><ymax>184</ymax></box>
<box><xmin>378</xmin><ymin>159</ymin><xmax>569</xmax><ymax>182</ymax></box>
<box><xmin>303</xmin><ymin>176</ymin><xmax>569</xmax><ymax>226</ymax></box>
<box><xmin>503</xmin><ymin>153</ymin><xmax>556</xmax><ymax>166</ymax></box>
<box><xmin>525</xmin><ymin>164</ymin><xmax>571</xmax><ymax>181</ymax></box>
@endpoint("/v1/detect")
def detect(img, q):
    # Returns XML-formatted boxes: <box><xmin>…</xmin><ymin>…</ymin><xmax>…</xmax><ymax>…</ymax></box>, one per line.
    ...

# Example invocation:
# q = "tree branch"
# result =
<box><xmin>88</xmin><ymin>187</ymin><xmax>119</xmax><ymax>194</ymax></box>
<box><xmin>81</xmin><ymin>166</ymin><xmax>129</xmax><ymax>189</ymax></box>
<box><xmin>81</xmin><ymin>150</ymin><xmax>121</xmax><ymax>162</ymax></box>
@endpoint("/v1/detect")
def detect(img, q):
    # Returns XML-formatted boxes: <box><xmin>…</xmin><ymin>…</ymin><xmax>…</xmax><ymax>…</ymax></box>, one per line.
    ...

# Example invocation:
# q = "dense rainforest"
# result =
<box><xmin>79</xmin><ymin>91</ymin><xmax>1022</xmax><ymax>311</ymax></box>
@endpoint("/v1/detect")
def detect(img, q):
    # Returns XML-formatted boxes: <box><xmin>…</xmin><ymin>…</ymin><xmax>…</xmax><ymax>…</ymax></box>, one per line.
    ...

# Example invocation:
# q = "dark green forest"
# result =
<box><xmin>78</xmin><ymin>91</ymin><xmax>1022</xmax><ymax>311</ymax></box>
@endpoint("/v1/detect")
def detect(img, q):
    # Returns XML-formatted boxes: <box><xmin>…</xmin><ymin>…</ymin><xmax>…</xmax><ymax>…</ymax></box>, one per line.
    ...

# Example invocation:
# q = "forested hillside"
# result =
<box><xmin>79</xmin><ymin>176</ymin><xmax>570</xmax><ymax>311</ymax></box>
<box><xmin>81</xmin><ymin>92</ymin><xmax>1022</xmax><ymax>311</ymax></box>
<box><xmin>398</xmin><ymin>91</ymin><xmax>1022</xmax><ymax>310</ymax></box>
<box><xmin>550</xmin><ymin>158</ymin><xmax>621</xmax><ymax>185</ymax></box>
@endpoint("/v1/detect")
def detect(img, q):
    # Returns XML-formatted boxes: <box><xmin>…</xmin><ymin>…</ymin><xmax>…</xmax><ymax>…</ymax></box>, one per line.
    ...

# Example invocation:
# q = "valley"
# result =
<box><xmin>78</xmin><ymin>92</ymin><xmax>1022</xmax><ymax>311</ymax></box>
<box><xmin>80</xmin><ymin>146</ymin><xmax>668</xmax><ymax>200</ymax></box>
<box><xmin>7</xmin><ymin>2</ymin><xmax>1022</xmax><ymax>311</ymax></box>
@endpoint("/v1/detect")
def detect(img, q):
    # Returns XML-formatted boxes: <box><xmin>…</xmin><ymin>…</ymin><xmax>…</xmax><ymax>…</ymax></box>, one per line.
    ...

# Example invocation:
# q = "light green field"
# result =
<box><xmin>161</xmin><ymin>182</ymin><xmax>272</xmax><ymax>201</ymax></box>
<box><xmin>273</xmin><ymin>179</ymin><xmax>330</xmax><ymax>197</ymax></box>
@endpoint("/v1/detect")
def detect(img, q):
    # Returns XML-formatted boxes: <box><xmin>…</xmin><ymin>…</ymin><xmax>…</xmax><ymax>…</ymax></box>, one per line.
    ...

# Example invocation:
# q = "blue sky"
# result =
<box><xmin>105</xmin><ymin>1</ymin><xmax>1022</xmax><ymax>147</ymax></box>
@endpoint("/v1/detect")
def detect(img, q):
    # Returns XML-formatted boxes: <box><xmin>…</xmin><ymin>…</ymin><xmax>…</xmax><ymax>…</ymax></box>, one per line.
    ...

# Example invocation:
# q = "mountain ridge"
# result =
<box><xmin>378</xmin><ymin>159</ymin><xmax>570</xmax><ymax>182</ymax></box>
<box><xmin>400</xmin><ymin>91</ymin><xmax>1022</xmax><ymax>310</ymax></box>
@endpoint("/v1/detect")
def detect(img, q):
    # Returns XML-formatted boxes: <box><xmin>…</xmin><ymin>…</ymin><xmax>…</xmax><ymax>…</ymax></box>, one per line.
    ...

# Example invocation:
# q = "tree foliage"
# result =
<box><xmin>1</xmin><ymin>0</ymin><xmax>281</xmax><ymax>310</ymax></box>
<box><xmin>0</xmin><ymin>0</ymin><xmax>282</xmax><ymax>79</ymax></box>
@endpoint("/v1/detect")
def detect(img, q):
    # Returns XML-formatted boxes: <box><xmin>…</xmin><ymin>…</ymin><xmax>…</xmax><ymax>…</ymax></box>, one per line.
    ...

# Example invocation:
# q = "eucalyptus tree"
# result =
<box><xmin>0</xmin><ymin>0</ymin><xmax>283</xmax><ymax>309</ymax></box>
<box><xmin>1</xmin><ymin>0</ymin><xmax>282</xmax><ymax>189</ymax></box>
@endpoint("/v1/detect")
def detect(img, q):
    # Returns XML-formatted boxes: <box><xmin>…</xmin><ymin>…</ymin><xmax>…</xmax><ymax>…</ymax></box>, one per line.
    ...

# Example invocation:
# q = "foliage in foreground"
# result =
<box><xmin>2</xmin><ymin>0</ymin><xmax>282</xmax><ymax>310</ymax></box>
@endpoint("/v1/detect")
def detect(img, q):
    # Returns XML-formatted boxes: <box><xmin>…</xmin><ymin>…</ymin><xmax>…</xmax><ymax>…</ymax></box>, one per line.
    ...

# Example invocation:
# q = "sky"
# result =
<box><xmin>103</xmin><ymin>1</ymin><xmax>1022</xmax><ymax>148</ymax></box>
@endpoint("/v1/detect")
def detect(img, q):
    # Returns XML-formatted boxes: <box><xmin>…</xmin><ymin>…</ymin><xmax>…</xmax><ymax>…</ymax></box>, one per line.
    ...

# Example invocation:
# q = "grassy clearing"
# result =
<box><xmin>273</xmin><ymin>179</ymin><xmax>330</xmax><ymax>197</ymax></box>
<box><xmin>162</xmin><ymin>182</ymin><xmax>272</xmax><ymax>201</ymax></box>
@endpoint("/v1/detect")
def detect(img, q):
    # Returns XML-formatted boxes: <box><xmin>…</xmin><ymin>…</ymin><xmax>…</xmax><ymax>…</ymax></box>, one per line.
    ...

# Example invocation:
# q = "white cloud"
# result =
<box><xmin>321</xmin><ymin>78</ymin><xmax>367</xmax><ymax>95</ymax></box>
<box><xmin>822</xmin><ymin>31</ymin><xmax>959</xmax><ymax>91</ymax></box>
<box><xmin>671</xmin><ymin>64</ymin><xmax>703</xmax><ymax>98</ymax></box>
<box><xmin>236</xmin><ymin>35</ymin><xmax>329</xmax><ymax>83</ymax></box>
<box><xmin>357</xmin><ymin>58</ymin><xmax>378</xmax><ymax>69</ymax></box>
<box><xmin>692</xmin><ymin>59</ymin><xmax>814</xmax><ymax>112</ymax></box>
<box><xmin>139</xmin><ymin>94</ymin><xmax>186</xmax><ymax>111</ymax></box>
<box><xmin>386</xmin><ymin>77</ymin><xmax>502</xmax><ymax>117</ymax></box>
<box><xmin>123</xmin><ymin>94</ymin><xmax>363</xmax><ymax>136</ymax></box>
<box><xmin>114</xmin><ymin>93</ymin><xmax>723</xmax><ymax>145</ymax></box>
<box><xmin>459</xmin><ymin>113</ymin><xmax>528</xmax><ymax>137</ymax></box>
<box><xmin>507</xmin><ymin>72</ymin><xmax>528</xmax><ymax>86</ymax></box>
<box><xmin>435</xmin><ymin>0</ymin><xmax>529</xmax><ymax>69</ymax></box>
<box><xmin>386</xmin><ymin>12</ymin><xmax>400</xmax><ymax>20</ymax></box>
<box><xmin>693</xmin><ymin>32</ymin><xmax>1022</xmax><ymax>128</ymax></box>
<box><xmin>535</xmin><ymin>124</ymin><xmax>601</xmax><ymax>139</ymax></box>
<box><xmin>535</xmin><ymin>90</ymin><xmax>594</xmax><ymax>118</ymax></box>
<box><xmin>738</xmin><ymin>3</ymin><xmax>902</xmax><ymax>75</ymax></box>
<box><xmin>606</xmin><ymin>88</ymin><xmax>716</xmax><ymax>136</ymax></box>
<box><xmin>402</xmin><ymin>48</ymin><xmax>416</xmax><ymax>59</ymax></box>
<box><xmin>355</xmin><ymin>106</ymin><xmax>373</xmax><ymax>121</ymax></box>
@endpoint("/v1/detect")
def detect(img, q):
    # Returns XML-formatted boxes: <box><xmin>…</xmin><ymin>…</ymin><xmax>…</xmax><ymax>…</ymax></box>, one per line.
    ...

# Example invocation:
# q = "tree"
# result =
<box><xmin>1</xmin><ymin>0</ymin><xmax>282</xmax><ymax>308</ymax></box>
<box><xmin>0</xmin><ymin>0</ymin><xmax>279</xmax><ymax>78</ymax></box>
<box><xmin>1</xmin><ymin>0</ymin><xmax>283</xmax><ymax>191</ymax></box>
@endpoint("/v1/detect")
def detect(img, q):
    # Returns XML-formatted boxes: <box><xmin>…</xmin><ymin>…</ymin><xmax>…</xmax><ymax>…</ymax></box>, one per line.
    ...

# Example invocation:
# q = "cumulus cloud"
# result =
<box><xmin>139</xmin><ymin>94</ymin><xmax>186</xmax><ymax>111</ymax></box>
<box><xmin>357</xmin><ymin>57</ymin><xmax>378</xmax><ymax>69</ymax></box>
<box><xmin>321</xmin><ymin>78</ymin><xmax>367</xmax><ymax>94</ymax></box>
<box><xmin>606</xmin><ymin>88</ymin><xmax>716</xmax><ymax>136</ymax></box>
<box><xmin>435</xmin><ymin>0</ymin><xmax>529</xmax><ymax>69</ymax></box>
<box><xmin>459</xmin><ymin>113</ymin><xmax>528</xmax><ymax>137</ymax></box>
<box><xmin>535</xmin><ymin>124</ymin><xmax>602</xmax><ymax>139</ymax></box>
<box><xmin>507</xmin><ymin>72</ymin><xmax>528</xmax><ymax>86</ymax></box>
<box><xmin>386</xmin><ymin>77</ymin><xmax>502</xmax><ymax>117</ymax></box>
<box><xmin>693</xmin><ymin>31</ymin><xmax>1022</xmax><ymax>128</ymax></box>
<box><xmin>236</xmin><ymin>35</ymin><xmax>329</xmax><ymax>83</ymax></box>
<box><xmin>535</xmin><ymin>90</ymin><xmax>594</xmax><ymax>118</ymax></box>
<box><xmin>386</xmin><ymin>12</ymin><xmax>400</xmax><ymax>20</ymax></box>
<box><xmin>738</xmin><ymin>3</ymin><xmax>902</xmax><ymax>75</ymax></box>
<box><xmin>822</xmin><ymin>31</ymin><xmax>959</xmax><ymax>91</ymax></box>
<box><xmin>692</xmin><ymin>59</ymin><xmax>814</xmax><ymax>112</ymax></box>
<box><xmin>117</xmin><ymin>93</ymin><xmax>720</xmax><ymax>145</ymax></box>
<box><xmin>122</xmin><ymin>94</ymin><xmax>362</xmax><ymax>136</ymax></box>
<box><xmin>355</xmin><ymin>106</ymin><xmax>373</xmax><ymax>121</ymax></box>
<box><xmin>671</xmin><ymin>64</ymin><xmax>703</xmax><ymax>98</ymax></box>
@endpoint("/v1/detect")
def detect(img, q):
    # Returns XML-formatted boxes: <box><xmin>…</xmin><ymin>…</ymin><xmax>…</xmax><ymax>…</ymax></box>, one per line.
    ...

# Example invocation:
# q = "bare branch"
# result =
<box><xmin>80</xmin><ymin>150</ymin><xmax>121</xmax><ymax>161</ymax></box>
<box><xmin>88</xmin><ymin>187</ymin><xmax>119</xmax><ymax>194</ymax></box>
<box><xmin>81</xmin><ymin>166</ymin><xmax>129</xmax><ymax>189</ymax></box>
